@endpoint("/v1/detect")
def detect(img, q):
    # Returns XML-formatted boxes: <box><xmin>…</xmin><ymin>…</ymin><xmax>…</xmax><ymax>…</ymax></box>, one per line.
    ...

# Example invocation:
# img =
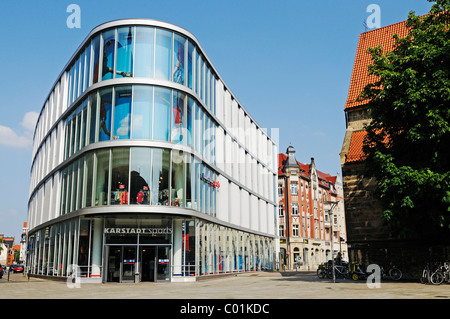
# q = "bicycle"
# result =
<box><xmin>317</xmin><ymin>263</ymin><xmax>327</xmax><ymax>279</ymax></box>
<box><xmin>420</xmin><ymin>263</ymin><xmax>431</xmax><ymax>284</ymax></box>
<box><xmin>327</xmin><ymin>263</ymin><xmax>350</xmax><ymax>279</ymax></box>
<box><xmin>380</xmin><ymin>263</ymin><xmax>402</xmax><ymax>281</ymax></box>
<box><xmin>430</xmin><ymin>262</ymin><xmax>450</xmax><ymax>285</ymax></box>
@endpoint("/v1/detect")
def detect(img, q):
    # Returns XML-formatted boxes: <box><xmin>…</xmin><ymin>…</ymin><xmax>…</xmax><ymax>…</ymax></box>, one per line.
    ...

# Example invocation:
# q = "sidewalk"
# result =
<box><xmin>2</xmin><ymin>271</ymin><xmax>449</xmax><ymax>299</ymax></box>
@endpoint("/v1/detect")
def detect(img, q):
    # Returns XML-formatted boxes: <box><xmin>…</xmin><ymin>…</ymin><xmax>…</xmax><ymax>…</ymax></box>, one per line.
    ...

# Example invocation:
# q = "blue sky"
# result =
<box><xmin>0</xmin><ymin>0</ymin><xmax>433</xmax><ymax>240</ymax></box>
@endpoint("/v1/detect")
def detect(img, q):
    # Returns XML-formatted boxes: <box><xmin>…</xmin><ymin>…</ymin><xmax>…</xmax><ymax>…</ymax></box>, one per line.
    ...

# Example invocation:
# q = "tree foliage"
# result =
<box><xmin>359</xmin><ymin>0</ymin><xmax>450</xmax><ymax>240</ymax></box>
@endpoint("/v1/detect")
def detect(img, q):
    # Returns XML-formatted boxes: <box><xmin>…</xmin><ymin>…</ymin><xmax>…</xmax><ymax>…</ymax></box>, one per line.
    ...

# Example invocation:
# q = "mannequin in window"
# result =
<box><xmin>120</xmin><ymin>187</ymin><xmax>128</xmax><ymax>205</ymax></box>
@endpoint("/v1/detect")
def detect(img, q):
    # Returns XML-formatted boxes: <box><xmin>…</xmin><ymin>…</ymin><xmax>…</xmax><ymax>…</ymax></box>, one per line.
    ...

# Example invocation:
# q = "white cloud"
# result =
<box><xmin>21</xmin><ymin>111</ymin><xmax>39</xmax><ymax>132</ymax></box>
<box><xmin>0</xmin><ymin>111</ymin><xmax>39</xmax><ymax>149</ymax></box>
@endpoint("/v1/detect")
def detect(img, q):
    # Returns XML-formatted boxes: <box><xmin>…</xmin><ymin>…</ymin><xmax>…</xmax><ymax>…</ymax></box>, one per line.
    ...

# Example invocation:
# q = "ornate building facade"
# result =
<box><xmin>278</xmin><ymin>146</ymin><xmax>347</xmax><ymax>270</ymax></box>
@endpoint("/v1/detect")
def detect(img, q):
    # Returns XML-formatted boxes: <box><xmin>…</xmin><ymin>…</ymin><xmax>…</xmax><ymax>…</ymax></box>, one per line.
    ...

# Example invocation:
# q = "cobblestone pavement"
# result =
<box><xmin>1</xmin><ymin>271</ymin><xmax>449</xmax><ymax>299</ymax></box>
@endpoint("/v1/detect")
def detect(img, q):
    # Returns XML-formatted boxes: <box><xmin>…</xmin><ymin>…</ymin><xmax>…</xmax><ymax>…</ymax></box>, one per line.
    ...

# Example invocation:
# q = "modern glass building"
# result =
<box><xmin>26</xmin><ymin>19</ymin><xmax>278</xmax><ymax>283</ymax></box>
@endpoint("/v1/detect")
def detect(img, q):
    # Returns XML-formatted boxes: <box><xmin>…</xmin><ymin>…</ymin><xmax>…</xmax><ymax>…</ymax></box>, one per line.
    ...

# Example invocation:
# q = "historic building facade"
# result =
<box><xmin>339</xmin><ymin>20</ymin><xmax>450</xmax><ymax>268</ymax></box>
<box><xmin>340</xmin><ymin>21</ymin><xmax>409</xmax><ymax>264</ymax></box>
<box><xmin>278</xmin><ymin>146</ymin><xmax>347</xmax><ymax>270</ymax></box>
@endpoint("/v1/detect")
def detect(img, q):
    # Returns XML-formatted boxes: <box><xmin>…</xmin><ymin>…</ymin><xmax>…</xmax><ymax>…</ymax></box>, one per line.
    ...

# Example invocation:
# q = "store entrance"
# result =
<box><xmin>140</xmin><ymin>246</ymin><xmax>155</xmax><ymax>282</ymax></box>
<box><xmin>139</xmin><ymin>246</ymin><xmax>170</xmax><ymax>282</ymax></box>
<box><xmin>106</xmin><ymin>245</ymin><xmax>137</xmax><ymax>283</ymax></box>
<box><xmin>106</xmin><ymin>245</ymin><xmax>170</xmax><ymax>283</ymax></box>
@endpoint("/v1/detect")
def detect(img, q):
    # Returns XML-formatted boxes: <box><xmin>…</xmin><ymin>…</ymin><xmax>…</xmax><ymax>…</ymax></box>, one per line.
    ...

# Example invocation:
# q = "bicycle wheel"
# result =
<box><xmin>431</xmin><ymin>271</ymin><xmax>444</xmax><ymax>285</ymax></box>
<box><xmin>389</xmin><ymin>268</ymin><xmax>402</xmax><ymax>281</ymax></box>
<box><xmin>317</xmin><ymin>268</ymin><xmax>325</xmax><ymax>279</ymax></box>
<box><xmin>326</xmin><ymin>268</ymin><xmax>333</xmax><ymax>279</ymax></box>
<box><xmin>420</xmin><ymin>271</ymin><xmax>430</xmax><ymax>284</ymax></box>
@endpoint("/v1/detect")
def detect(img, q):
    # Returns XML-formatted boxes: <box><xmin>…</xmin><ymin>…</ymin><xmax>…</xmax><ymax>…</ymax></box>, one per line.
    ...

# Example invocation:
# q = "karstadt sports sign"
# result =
<box><xmin>104</xmin><ymin>227</ymin><xmax>173</xmax><ymax>235</ymax></box>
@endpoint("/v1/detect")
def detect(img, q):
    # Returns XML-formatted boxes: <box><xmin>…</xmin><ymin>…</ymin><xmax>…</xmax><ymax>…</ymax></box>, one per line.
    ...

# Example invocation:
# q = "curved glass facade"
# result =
<box><xmin>60</xmin><ymin>146</ymin><xmax>217</xmax><ymax>215</ymax></box>
<box><xmin>27</xmin><ymin>20</ymin><xmax>278</xmax><ymax>283</ymax></box>
<box><xmin>64</xmin><ymin>84</ymin><xmax>214</xmax><ymax>163</ymax></box>
<box><xmin>67</xmin><ymin>26</ymin><xmax>215</xmax><ymax>115</ymax></box>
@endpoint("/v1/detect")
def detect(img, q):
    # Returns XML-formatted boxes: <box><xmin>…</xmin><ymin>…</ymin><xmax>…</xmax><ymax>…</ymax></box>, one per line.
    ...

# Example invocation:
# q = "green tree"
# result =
<box><xmin>359</xmin><ymin>0</ymin><xmax>450</xmax><ymax>240</ymax></box>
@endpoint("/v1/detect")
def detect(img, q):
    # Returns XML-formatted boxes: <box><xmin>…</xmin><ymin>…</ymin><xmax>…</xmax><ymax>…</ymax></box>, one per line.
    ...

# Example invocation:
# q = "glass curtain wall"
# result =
<box><xmin>64</xmin><ymin>85</ymin><xmax>215</xmax><ymax>163</ymax></box>
<box><xmin>196</xmin><ymin>221</ymin><xmax>274</xmax><ymax>276</ymax></box>
<box><xmin>59</xmin><ymin>147</ymin><xmax>218</xmax><ymax>216</ymax></box>
<box><xmin>27</xmin><ymin>218</ymin><xmax>104</xmax><ymax>278</ymax></box>
<box><xmin>26</xmin><ymin>219</ymin><xmax>82</xmax><ymax>277</ymax></box>
<box><xmin>65</xmin><ymin>25</ymin><xmax>216</xmax><ymax>116</ymax></box>
<box><xmin>27</xmin><ymin>216</ymin><xmax>274</xmax><ymax>279</ymax></box>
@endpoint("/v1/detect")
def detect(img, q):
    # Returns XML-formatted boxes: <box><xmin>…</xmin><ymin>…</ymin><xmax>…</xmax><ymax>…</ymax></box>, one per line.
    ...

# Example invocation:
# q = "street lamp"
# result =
<box><xmin>324</xmin><ymin>200</ymin><xmax>339</xmax><ymax>283</ymax></box>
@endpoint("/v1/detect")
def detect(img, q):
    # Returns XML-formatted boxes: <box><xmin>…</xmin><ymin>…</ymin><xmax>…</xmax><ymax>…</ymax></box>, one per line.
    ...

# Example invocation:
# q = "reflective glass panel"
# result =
<box><xmin>153</xmin><ymin>87</ymin><xmax>171</xmax><ymax>141</ymax></box>
<box><xmin>155</xmin><ymin>29</ymin><xmax>172</xmax><ymax>81</ymax></box>
<box><xmin>186</xmin><ymin>155</ymin><xmax>193</xmax><ymax>209</ymax></box>
<box><xmin>194</xmin><ymin>158</ymin><xmax>201</xmax><ymax>211</ymax></box>
<box><xmin>84</xmin><ymin>44</ymin><xmax>91</xmax><ymax>91</ymax></box>
<box><xmin>171</xmin><ymin>151</ymin><xmax>185</xmax><ymax>207</ymax></box>
<box><xmin>200</xmin><ymin>165</ymin><xmax>206</xmax><ymax>213</ymax></box>
<box><xmin>94</xmin><ymin>149</ymin><xmax>110</xmax><ymax>206</ymax></box>
<box><xmin>171</xmin><ymin>91</ymin><xmax>185</xmax><ymax>144</ymax></box>
<box><xmin>186</xmin><ymin>97</ymin><xmax>193</xmax><ymax>146</ymax></box>
<box><xmin>134</xmin><ymin>27</ymin><xmax>154</xmax><ymax>78</ymax></box>
<box><xmin>92</xmin><ymin>36</ymin><xmax>100</xmax><ymax>84</ymax></box>
<box><xmin>187</xmin><ymin>42</ymin><xmax>194</xmax><ymax>89</ymax></box>
<box><xmin>130</xmin><ymin>147</ymin><xmax>151</xmax><ymax>205</ymax></box>
<box><xmin>80</xmin><ymin>100</ymin><xmax>87</xmax><ymax>149</ymax></box>
<box><xmin>68</xmin><ymin>66</ymin><xmax>74</xmax><ymax>106</ymax></box>
<box><xmin>173</xmin><ymin>34</ymin><xmax>186</xmax><ymax>85</ymax></box>
<box><xmin>151</xmin><ymin>148</ymin><xmax>170</xmax><ymax>205</ymax></box>
<box><xmin>99</xmin><ymin>88</ymin><xmax>113</xmax><ymax>141</ymax></box>
<box><xmin>88</xmin><ymin>93</ymin><xmax>97</xmax><ymax>145</ymax></box>
<box><xmin>84</xmin><ymin>152</ymin><xmax>94</xmax><ymax>207</ymax></box>
<box><xmin>78</xmin><ymin>54</ymin><xmax>84</xmax><ymax>97</ymax></box>
<box><xmin>60</xmin><ymin>167</ymin><xmax>68</xmax><ymax>214</ymax></box>
<box><xmin>73</xmin><ymin>58</ymin><xmax>80</xmax><ymax>102</ymax></box>
<box><xmin>196</xmin><ymin>53</ymin><xmax>201</xmax><ymax>96</ymax></box>
<box><xmin>194</xmin><ymin>103</ymin><xmax>201</xmax><ymax>153</ymax></box>
<box><xmin>111</xmin><ymin>148</ymin><xmax>130</xmax><ymax>205</ymax></box>
<box><xmin>75</xmin><ymin>110</ymin><xmax>81</xmax><ymax>153</ymax></box>
<box><xmin>102</xmin><ymin>29</ymin><xmax>116</xmax><ymax>81</ymax></box>
<box><xmin>131</xmin><ymin>86</ymin><xmax>153</xmax><ymax>140</ymax></box>
<box><xmin>113</xmin><ymin>86</ymin><xmax>132</xmax><ymax>139</ymax></box>
<box><xmin>116</xmin><ymin>27</ymin><xmax>134</xmax><ymax>78</ymax></box>
<box><xmin>76</xmin><ymin>157</ymin><xmax>84</xmax><ymax>210</ymax></box>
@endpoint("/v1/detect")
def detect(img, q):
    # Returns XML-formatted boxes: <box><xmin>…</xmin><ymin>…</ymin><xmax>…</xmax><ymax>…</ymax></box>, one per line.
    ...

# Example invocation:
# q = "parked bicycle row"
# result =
<box><xmin>420</xmin><ymin>261</ymin><xmax>450</xmax><ymax>285</ymax></box>
<box><xmin>317</xmin><ymin>260</ymin><xmax>402</xmax><ymax>281</ymax></box>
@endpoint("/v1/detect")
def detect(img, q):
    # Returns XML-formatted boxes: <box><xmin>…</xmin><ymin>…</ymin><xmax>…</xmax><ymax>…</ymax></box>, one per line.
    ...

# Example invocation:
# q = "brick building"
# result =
<box><xmin>278</xmin><ymin>146</ymin><xmax>347</xmax><ymax>270</ymax></box>
<box><xmin>340</xmin><ymin>20</ymin><xmax>450</xmax><ymax>269</ymax></box>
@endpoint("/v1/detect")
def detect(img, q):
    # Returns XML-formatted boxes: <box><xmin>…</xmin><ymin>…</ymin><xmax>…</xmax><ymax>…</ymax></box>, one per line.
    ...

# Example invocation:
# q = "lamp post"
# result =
<box><xmin>324</xmin><ymin>200</ymin><xmax>338</xmax><ymax>283</ymax></box>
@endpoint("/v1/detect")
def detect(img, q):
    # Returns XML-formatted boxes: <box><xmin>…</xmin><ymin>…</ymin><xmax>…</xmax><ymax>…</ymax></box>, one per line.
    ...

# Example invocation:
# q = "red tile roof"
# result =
<box><xmin>345</xmin><ymin>21</ymin><xmax>409</xmax><ymax>110</ymax></box>
<box><xmin>345</xmin><ymin>130</ymin><xmax>368</xmax><ymax>163</ymax></box>
<box><xmin>278</xmin><ymin>153</ymin><xmax>337</xmax><ymax>186</ymax></box>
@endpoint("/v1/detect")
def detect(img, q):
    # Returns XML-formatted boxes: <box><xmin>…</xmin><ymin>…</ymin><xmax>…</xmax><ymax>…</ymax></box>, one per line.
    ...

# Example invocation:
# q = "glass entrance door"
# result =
<box><xmin>122</xmin><ymin>246</ymin><xmax>136</xmax><ymax>282</ymax></box>
<box><xmin>157</xmin><ymin>246</ymin><xmax>170</xmax><ymax>281</ymax></box>
<box><xmin>106</xmin><ymin>245</ymin><xmax>136</xmax><ymax>282</ymax></box>
<box><xmin>140</xmin><ymin>247</ymin><xmax>156</xmax><ymax>282</ymax></box>
<box><xmin>138</xmin><ymin>246</ymin><xmax>170</xmax><ymax>282</ymax></box>
<box><xmin>107</xmin><ymin>246</ymin><xmax>121</xmax><ymax>282</ymax></box>
<box><xmin>107</xmin><ymin>245</ymin><xmax>170</xmax><ymax>282</ymax></box>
